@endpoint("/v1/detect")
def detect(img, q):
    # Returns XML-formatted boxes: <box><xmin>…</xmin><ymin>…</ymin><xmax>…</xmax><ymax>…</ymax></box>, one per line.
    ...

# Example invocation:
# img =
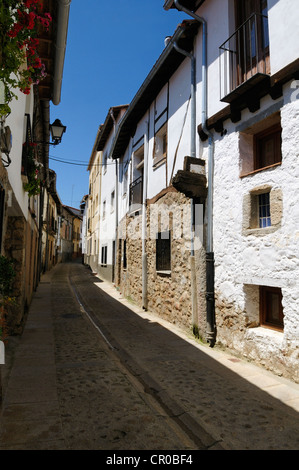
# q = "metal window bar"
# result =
<box><xmin>259</xmin><ymin>193</ymin><xmax>271</xmax><ymax>228</ymax></box>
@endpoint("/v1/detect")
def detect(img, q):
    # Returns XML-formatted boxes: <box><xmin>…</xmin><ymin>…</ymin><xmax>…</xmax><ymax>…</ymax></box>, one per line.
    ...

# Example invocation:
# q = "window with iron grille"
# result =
<box><xmin>258</xmin><ymin>192</ymin><xmax>271</xmax><ymax>228</ymax></box>
<box><xmin>156</xmin><ymin>231</ymin><xmax>171</xmax><ymax>272</ymax></box>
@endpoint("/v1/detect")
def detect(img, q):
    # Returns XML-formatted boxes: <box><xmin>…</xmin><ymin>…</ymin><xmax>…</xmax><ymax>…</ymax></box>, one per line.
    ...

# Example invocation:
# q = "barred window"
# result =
<box><xmin>259</xmin><ymin>192</ymin><xmax>271</xmax><ymax>228</ymax></box>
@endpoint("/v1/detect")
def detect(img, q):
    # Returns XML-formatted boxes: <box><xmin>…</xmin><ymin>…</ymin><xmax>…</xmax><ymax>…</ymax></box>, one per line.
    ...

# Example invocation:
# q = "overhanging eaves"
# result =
<box><xmin>110</xmin><ymin>20</ymin><xmax>199</xmax><ymax>159</ymax></box>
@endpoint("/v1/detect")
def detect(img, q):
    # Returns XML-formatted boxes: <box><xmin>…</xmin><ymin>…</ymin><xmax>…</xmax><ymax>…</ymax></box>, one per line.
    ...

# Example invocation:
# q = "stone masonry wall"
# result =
<box><xmin>117</xmin><ymin>190</ymin><xmax>207</xmax><ymax>333</ymax></box>
<box><xmin>4</xmin><ymin>216</ymin><xmax>27</xmax><ymax>334</ymax></box>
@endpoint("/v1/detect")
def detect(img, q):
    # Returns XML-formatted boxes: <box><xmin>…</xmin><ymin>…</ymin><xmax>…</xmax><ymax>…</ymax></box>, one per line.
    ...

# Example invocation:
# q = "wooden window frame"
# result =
<box><xmin>254</xmin><ymin>123</ymin><xmax>282</xmax><ymax>171</ymax></box>
<box><xmin>153</xmin><ymin>122</ymin><xmax>167</xmax><ymax>168</ymax></box>
<box><xmin>258</xmin><ymin>192</ymin><xmax>271</xmax><ymax>228</ymax></box>
<box><xmin>260</xmin><ymin>286</ymin><xmax>284</xmax><ymax>331</ymax></box>
<box><xmin>234</xmin><ymin>0</ymin><xmax>270</xmax><ymax>84</ymax></box>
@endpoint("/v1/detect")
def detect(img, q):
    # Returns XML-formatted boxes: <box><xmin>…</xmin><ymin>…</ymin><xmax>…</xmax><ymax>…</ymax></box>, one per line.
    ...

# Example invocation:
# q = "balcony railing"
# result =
<box><xmin>219</xmin><ymin>13</ymin><xmax>270</xmax><ymax>102</ymax></box>
<box><xmin>129</xmin><ymin>175</ymin><xmax>143</xmax><ymax>210</ymax></box>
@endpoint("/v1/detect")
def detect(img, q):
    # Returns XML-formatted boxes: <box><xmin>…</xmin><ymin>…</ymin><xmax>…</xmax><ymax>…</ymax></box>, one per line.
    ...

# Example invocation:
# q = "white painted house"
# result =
<box><xmin>87</xmin><ymin>0</ymin><xmax>299</xmax><ymax>382</ymax></box>
<box><xmin>164</xmin><ymin>0</ymin><xmax>299</xmax><ymax>382</ymax></box>
<box><xmin>87</xmin><ymin>106</ymin><xmax>128</xmax><ymax>281</ymax></box>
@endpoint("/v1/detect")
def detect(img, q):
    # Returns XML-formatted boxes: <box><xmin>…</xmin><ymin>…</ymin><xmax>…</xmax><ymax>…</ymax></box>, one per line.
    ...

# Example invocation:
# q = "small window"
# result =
<box><xmin>101</xmin><ymin>245</ymin><xmax>107</xmax><ymax>266</ymax></box>
<box><xmin>111</xmin><ymin>190</ymin><xmax>115</xmax><ymax>212</ymax></box>
<box><xmin>260</xmin><ymin>286</ymin><xmax>284</xmax><ymax>330</ymax></box>
<box><xmin>103</xmin><ymin>152</ymin><xmax>107</xmax><ymax>174</ymax></box>
<box><xmin>102</xmin><ymin>200</ymin><xmax>106</xmax><ymax>219</ymax></box>
<box><xmin>123</xmin><ymin>240</ymin><xmax>127</xmax><ymax>269</ymax></box>
<box><xmin>254</xmin><ymin>124</ymin><xmax>282</xmax><ymax>171</ymax></box>
<box><xmin>258</xmin><ymin>192</ymin><xmax>271</xmax><ymax>228</ymax></box>
<box><xmin>123</xmin><ymin>170</ymin><xmax>128</xmax><ymax>196</ymax></box>
<box><xmin>153</xmin><ymin>123</ymin><xmax>167</xmax><ymax>167</ymax></box>
<box><xmin>239</xmin><ymin>113</ymin><xmax>282</xmax><ymax>177</ymax></box>
<box><xmin>156</xmin><ymin>231</ymin><xmax>171</xmax><ymax>272</ymax></box>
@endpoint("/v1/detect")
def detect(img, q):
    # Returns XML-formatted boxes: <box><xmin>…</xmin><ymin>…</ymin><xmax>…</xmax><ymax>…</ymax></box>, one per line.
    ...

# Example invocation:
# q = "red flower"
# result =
<box><xmin>7</xmin><ymin>22</ymin><xmax>23</xmax><ymax>38</ymax></box>
<box><xmin>17</xmin><ymin>9</ymin><xmax>36</xmax><ymax>30</ymax></box>
<box><xmin>23</xmin><ymin>0</ymin><xmax>41</xmax><ymax>8</ymax></box>
<box><xmin>34</xmin><ymin>57</ymin><xmax>42</xmax><ymax>68</ymax></box>
<box><xmin>20</xmin><ymin>86</ymin><xmax>31</xmax><ymax>95</ymax></box>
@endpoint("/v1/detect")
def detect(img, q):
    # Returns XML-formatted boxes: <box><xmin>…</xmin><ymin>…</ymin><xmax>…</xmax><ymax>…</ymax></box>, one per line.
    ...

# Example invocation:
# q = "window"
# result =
<box><xmin>260</xmin><ymin>286</ymin><xmax>284</xmax><ymax>330</ymax></box>
<box><xmin>219</xmin><ymin>0</ymin><xmax>270</xmax><ymax>100</ymax></box>
<box><xmin>153</xmin><ymin>122</ymin><xmax>167</xmax><ymax>167</ymax></box>
<box><xmin>156</xmin><ymin>231</ymin><xmax>171</xmax><ymax>272</ymax></box>
<box><xmin>239</xmin><ymin>113</ymin><xmax>282</xmax><ymax>176</ymax></box>
<box><xmin>103</xmin><ymin>152</ymin><xmax>107</xmax><ymax>174</ymax></box>
<box><xmin>130</xmin><ymin>145</ymin><xmax>144</xmax><ymax>209</ymax></box>
<box><xmin>258</xmin><ymin>192</ymin><xmax>271</xmax><ymax>228</ymax></box>
<box><xmin>254</xmin><ymin>124</ymin><xmax>282</xmax><ymax>170</ymax></box>
<box><xmin>243</xmin><ymin>186</ymin><xmax>283</xmax><ymax>235</ymax></box>
<box><xmin>102</xmin><ymin>200</ymin><xmax>106</xmax><ymax>219</ymax></box>
<box><xmin>123</xmin><ymin>170</ymin><xmax>128</xmax><ymax>196</ymax></box>
<box><xmin>111</xmin><ymin>190</ymin><xmax>115</xmax><ymax>212</ymax></box>
<box><xmin>123</xmin><ymin>240</ymin><xmax>127</xmax><ymax>269</ymax></box>
<box><xmin>101</xmin><ymin>245</ymin><xmax>107</xmax><ymax>266</ymax></box>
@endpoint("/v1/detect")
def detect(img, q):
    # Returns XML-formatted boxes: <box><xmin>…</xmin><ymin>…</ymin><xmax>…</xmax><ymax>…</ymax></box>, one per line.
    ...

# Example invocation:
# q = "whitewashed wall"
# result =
<box><xmin>6</xmin><ymin>88</ymin><xmax>34</xmax><ymax>219</ymax></box>
<box><xmin>212</xmin><ymin>84</ymin><xmax>299</xmax><ymax>379</ymax></box>
<box><xmin>268</xmin><ymin>0</ymin><xmax>299</xmax><ymax>75</ymax></box>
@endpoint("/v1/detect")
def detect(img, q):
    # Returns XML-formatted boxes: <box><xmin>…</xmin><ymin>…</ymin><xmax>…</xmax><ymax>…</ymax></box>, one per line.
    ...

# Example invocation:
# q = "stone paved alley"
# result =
<box><xmin>0</xmin><ymin>261</ymin><xmax>299</xmax><ymax>451</ymax></box>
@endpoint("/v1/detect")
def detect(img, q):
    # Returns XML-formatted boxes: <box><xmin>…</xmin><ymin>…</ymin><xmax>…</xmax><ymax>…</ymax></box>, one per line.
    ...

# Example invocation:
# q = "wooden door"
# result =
<box><xmin>235</xmin><ymin>0</ymin><xmax>270</xmax><ymax>84</ymax></box>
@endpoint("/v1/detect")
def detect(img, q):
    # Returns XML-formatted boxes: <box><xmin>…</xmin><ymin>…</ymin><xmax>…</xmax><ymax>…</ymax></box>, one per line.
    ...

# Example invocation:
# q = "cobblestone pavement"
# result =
<box><xmin>0</xmin><ymin>261</ymin><xmax>299</xmax><ymax>451</ymax></box>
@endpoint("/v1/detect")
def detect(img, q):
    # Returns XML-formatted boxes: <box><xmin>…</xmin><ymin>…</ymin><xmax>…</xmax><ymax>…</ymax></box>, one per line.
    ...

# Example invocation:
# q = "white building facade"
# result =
<box><xmin>86</xmin><ymin>0</ymin><xmax>299</xmax><ymax>382</ymax></box>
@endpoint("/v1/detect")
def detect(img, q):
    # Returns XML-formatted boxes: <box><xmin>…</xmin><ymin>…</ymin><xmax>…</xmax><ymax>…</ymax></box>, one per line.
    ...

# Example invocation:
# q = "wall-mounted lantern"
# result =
<box><xmin>49</xmin><ymin>119</ymin><xmax>66</xmax><ymax>145</ymax></box>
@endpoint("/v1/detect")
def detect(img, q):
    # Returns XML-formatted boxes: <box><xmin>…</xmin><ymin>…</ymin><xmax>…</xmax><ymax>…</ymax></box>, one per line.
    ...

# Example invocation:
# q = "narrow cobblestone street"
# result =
<box><xmin>0</xmin><ymin>261</ymin><xmax>299</xmax><ymax>451</ymax></box>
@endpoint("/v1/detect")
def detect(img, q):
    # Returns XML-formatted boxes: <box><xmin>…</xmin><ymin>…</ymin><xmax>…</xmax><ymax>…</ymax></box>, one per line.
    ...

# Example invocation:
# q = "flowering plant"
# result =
<box><xmin>0</xmin><ymin>0</ymin><xmax>52</xmax><ymax>116</ymax></box>
<box><xmin>22</xmin><ymin>142</ymin><xmax>43</xmax><ymax>196</ymax></box>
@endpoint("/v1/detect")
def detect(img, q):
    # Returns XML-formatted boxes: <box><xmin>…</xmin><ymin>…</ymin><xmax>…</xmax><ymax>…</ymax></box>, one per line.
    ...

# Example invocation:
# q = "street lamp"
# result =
<box><xmin>49</xmin><ymin>119</ymin><xmax>66</xmax><ymax>145</ymax></box>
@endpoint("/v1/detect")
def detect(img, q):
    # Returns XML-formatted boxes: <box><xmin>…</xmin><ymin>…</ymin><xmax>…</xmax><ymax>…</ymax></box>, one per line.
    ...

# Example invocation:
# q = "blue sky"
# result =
<box><xmin>49</xmin><ymin>1</ymin><xmax>185</xmax><ymax>208</ymax></box>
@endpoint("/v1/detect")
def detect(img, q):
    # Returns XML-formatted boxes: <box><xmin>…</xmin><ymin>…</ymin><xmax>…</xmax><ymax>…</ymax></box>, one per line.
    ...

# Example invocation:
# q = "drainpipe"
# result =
<box><xmin>172</xmin><ymin>41</ymin><xmax>198</xmax><ymax>330</ymax></box>
<box><xmin>170</xmin><ymin>0</ymin><xmax>216</xmax><ymax>346</ymax></box>
<box><xmin>142</xmin><ymin>115</ymin><xmax>149</xmax><ymax>310</ymax></box>
<box><xmin>52</xmin><ymin>0</ymin><xmax>72</xmax><ymax>106</ymax></box>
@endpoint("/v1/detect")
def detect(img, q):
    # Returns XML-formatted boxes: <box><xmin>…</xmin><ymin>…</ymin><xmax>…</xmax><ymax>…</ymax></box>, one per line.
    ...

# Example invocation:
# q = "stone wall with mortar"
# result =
<box><xmin>117</xmin><ymin>212</ymin><xmax>143</xmax><ymax>306</ymax></box>
<box><xmin>212</xmin><ymin>90</ymin><xmax>299</xmax><ymax>382</ymax></box>
<box><xmin>147</xmin><ymin>191</ymin><xmax>192</xmax><ymax>330</ymax></box>
<box><xmin>4</xmin><ymin>216</ymin><xmax>27</xmax><ymax>334</ymax></box>
<box><xmin>117</xmin><ymin>190</ymin><xmax>207</xmax><ymax>333</ymax></box>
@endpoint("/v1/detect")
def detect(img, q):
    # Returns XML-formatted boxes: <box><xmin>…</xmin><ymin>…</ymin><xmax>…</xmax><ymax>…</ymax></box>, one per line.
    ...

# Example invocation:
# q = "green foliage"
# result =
<box><xmin>22</xmin><ymin>142</ymin><xmax>42</xmax><ymax>196</ymax></box>
<box><xmin>23</xmin><ymin>174</ymin><xmax>41</xmax><ymax>196</ymax></box>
